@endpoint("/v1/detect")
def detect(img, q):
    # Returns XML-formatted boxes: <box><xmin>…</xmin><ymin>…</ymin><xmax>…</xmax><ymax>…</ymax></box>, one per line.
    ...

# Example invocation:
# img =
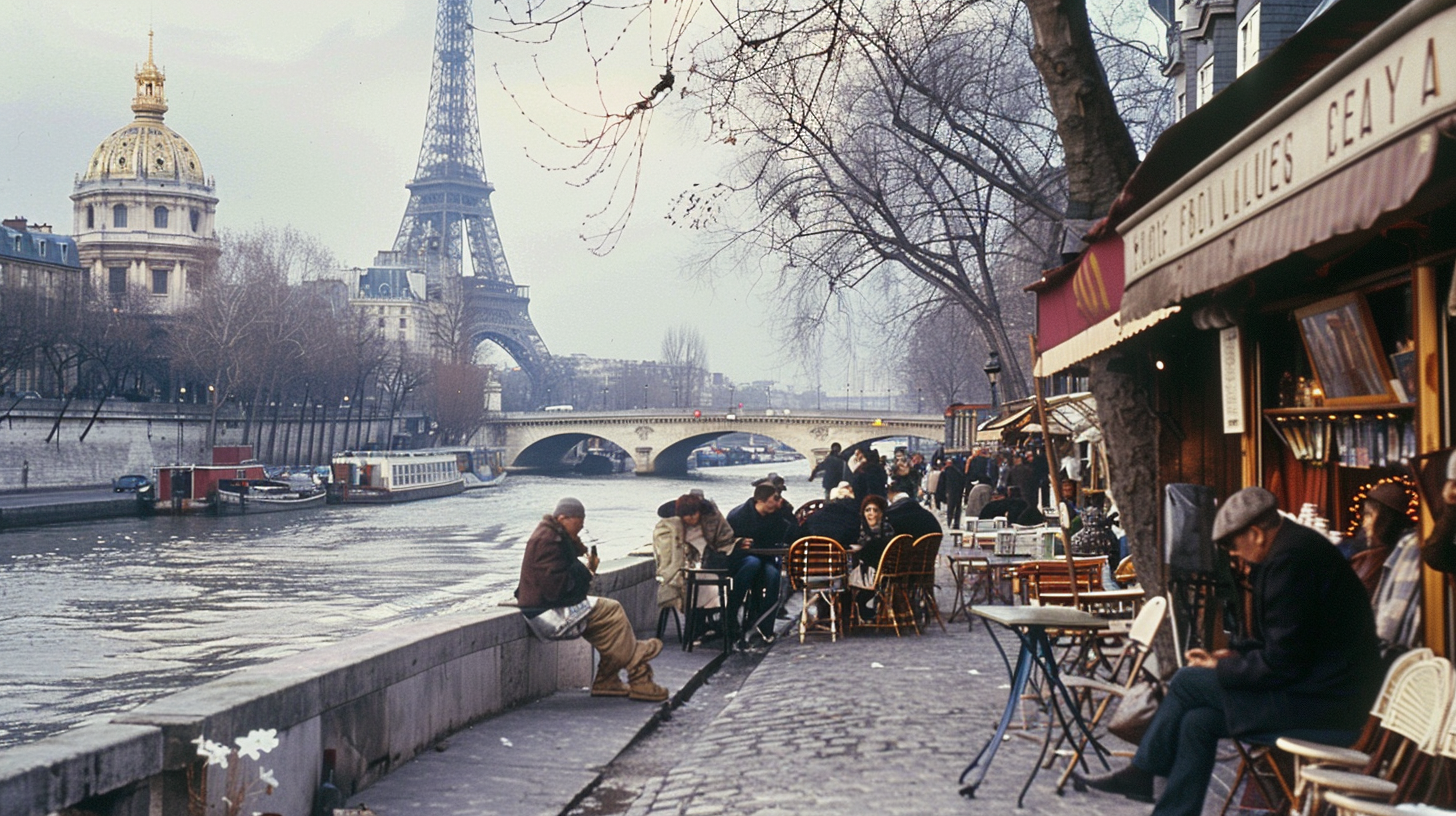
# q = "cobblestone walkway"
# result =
<box><xmin>573</xmin><ymin>600</ymin><xmax>1244</xmax><ymax>816</ymax></box>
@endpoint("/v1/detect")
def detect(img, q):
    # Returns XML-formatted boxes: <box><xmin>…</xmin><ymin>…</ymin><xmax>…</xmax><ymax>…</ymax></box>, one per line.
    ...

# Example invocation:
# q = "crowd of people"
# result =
<box><xmin>507</xmin><ymin>441</ymin><xmax>1454</xmax><ymax>815</ymax></box>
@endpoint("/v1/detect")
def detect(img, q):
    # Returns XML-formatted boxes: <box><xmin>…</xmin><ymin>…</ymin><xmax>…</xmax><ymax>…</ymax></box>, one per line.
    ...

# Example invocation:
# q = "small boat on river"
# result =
<box><xmin>326</xmin><ymin>450</ymin><xmax>466</xmax><ymax>504</ymax></box>
<box><xmin>214</xmin><ymin>479</ymin><xmax>326</xmax><ymax>514</ymax></box>
<box><xmin>431</xmin><ymin>446</ymin><xmax>509</xmax><ymax>490</ymax></box>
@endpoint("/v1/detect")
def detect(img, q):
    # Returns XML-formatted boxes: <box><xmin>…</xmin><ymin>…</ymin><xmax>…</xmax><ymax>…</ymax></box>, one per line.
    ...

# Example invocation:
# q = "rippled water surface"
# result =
<box><xmin>0</xmin><ymin>462</ymin><xmax>790</xmax><ymax>749</ymax></box>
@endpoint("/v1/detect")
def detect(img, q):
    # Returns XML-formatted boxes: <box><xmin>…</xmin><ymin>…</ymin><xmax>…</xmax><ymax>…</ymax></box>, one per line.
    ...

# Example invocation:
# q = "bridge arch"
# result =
<box><xmin>488</xmin><ymin>412</ymin><xmax>945</xmax><ymax>476</ymax></box>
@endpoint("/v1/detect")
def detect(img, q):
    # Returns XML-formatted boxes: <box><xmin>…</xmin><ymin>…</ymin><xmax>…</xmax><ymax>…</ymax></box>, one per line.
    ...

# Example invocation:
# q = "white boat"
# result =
<box><xmin>327</xmin><ymin>450</ymin><xmax>467</xmax><ymax>504</ymax></box>
<box><xmin>215</xmin><ymin>480</ymin><xmax>326</xmax><ymax>514</ymax></box>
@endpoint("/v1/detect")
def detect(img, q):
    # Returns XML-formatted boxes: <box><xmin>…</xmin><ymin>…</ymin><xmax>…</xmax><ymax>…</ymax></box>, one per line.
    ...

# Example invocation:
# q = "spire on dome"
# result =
<box><xmin>132</xmin><ymin>30</ymin><xmax>168</xmax><ymax>120</ymax></box>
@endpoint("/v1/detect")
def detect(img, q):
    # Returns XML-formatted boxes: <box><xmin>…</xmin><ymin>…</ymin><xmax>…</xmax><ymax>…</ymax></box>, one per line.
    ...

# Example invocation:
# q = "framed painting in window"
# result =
<box><xmin>1294</xmin><ymin>293</ymin><xmax>1398</xmax><ymax>406</ymax></box>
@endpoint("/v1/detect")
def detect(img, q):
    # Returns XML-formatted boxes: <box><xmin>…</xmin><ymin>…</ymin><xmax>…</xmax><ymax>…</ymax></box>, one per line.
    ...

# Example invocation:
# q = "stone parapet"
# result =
<box><xmin>0</xmin><ymin>558</ymin><xmax>655</xmax><ymax>816</ymax></box>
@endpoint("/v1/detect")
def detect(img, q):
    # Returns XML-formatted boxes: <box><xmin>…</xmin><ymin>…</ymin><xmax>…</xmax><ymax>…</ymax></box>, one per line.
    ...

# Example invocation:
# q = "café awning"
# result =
<box><xmin>1118</xmin><ymin>0</ymin><xmax>1456</xmax><ymax>321</ymax></box>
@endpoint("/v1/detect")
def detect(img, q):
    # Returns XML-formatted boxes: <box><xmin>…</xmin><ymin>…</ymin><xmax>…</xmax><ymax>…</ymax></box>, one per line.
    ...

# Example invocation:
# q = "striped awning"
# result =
<box><xmin>1123</xmin><ymin>122</ymin><xmax>1451</xmax><ymax>322</ymax></box>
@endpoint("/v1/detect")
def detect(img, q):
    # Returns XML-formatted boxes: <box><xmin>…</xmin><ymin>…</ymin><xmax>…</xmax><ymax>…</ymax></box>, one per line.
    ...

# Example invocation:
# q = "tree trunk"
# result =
<box><xmin>1087</xmin><ymin>346</ymin><xmax>1175</xmax><ymax>671</ymax></box>
<box><xmin>1021</xmin><ymin>0</ymin><xmax>1140</xmax><ymax>219</ymax></box>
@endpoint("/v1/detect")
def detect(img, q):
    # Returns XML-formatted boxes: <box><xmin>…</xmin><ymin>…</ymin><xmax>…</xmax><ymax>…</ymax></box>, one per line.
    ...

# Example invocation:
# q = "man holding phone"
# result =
<box><xmin>515</xmin><ymin>497</ymin><xmax>668</xmax><ymax>702</ymax></box>
<box><xmin>1074</xmin><ymin>487</ymin><xmax>1380</xmax><ymax>815</ymax></box>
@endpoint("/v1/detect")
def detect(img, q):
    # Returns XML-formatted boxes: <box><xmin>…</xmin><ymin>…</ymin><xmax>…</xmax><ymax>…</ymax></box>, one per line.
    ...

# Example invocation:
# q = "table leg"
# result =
<box><xmin>959</xmin><ymin>639</ymin><xmax>1034</xmax><ymax>797</ymax></box>
<box><xmin>1032</xmin><ymin>629</ymin><xmax>1110</xmax><ymax>769</ymax></box>
<box><xmin>947</xmin><ymin>558</ymin><xmax>969</xmax><ymax>623</ymax></box>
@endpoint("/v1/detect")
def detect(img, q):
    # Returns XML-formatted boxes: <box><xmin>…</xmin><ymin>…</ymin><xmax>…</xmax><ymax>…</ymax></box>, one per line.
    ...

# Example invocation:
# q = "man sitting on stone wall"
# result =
<box><xmin>515</xmin><ymin>497</ymin><xmax>668</xmax><ymax>702</ymax></box>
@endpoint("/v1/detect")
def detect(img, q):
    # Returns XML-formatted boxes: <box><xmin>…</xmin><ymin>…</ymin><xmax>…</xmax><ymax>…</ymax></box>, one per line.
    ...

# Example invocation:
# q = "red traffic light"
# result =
<box><xmin>693</xmin><ymin>410</ymin><xmax>702</xmax><ymax>418</ymax></box>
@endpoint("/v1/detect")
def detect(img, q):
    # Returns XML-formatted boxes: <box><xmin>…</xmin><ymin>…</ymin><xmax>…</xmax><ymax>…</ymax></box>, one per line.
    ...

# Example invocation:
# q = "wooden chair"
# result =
<box><xmin>1054</xmin><ymin>595</ymin><xmax>1168</xmax><ymax>792</ymax></box>
<box><xmin>1020</xmin><ymin>557</ymin><xmax>1107</xmax><ymax>604</ymax></box>
<box><xmin>1276</xmin><ymin>655</ymin><xmax>1453</xmax><ymax>816</ymax></box>
<box><xmin>863</xmin><ymin>535</ymin><xmax>918</xmax><ymax>636</ymax></box>
<box><xmin>1323</xmin><ymin>791</ymin><xmax>1410</xmax><ymax>815</ymax></box>
<box><xmin>794</xmin><ymin>499</ymin><xmax>825</xmax><ymax>524</ymax></box>
<box><xmin>907</xmin><ymin>533</ymin><xmax>946</xmax><ymax>632</ymax></box>
<box><xmin>785</xmin><ymin>536</ymin><xmax>850</xmax><ymax>642</ymax></box>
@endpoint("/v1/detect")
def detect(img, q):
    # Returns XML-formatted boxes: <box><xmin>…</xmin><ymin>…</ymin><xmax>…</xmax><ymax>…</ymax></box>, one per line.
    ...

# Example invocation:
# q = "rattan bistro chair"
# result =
<box><xmin>1277</xmin><ymin>655</ymin><xmax>1454</xmax><ymax>816</ymax></box>
<box><xmin>786</xmin><ymin>536</ymin><xmax>851</xmax><ymax>642</ymax></box>
<box><xmin>794</xmin><ymin>499</ymin><xmax>825</xmax><ymax>525</ymax></box>
<box><xmin>907</xmin><ymin>532</ymin><xmax>946</xmax><ymax>632</ymax></box>
<box><xmin>864</xmin><ymin>534</ymin><xmax>918</xmax><ymax>636</ymax></box>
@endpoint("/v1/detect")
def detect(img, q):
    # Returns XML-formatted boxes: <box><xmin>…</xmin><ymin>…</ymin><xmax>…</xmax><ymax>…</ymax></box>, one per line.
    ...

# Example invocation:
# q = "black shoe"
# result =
<box><xmin>1071</xmin><ymin>765</ymin><xmax>1154</xmax><ymax>803</ymax></box>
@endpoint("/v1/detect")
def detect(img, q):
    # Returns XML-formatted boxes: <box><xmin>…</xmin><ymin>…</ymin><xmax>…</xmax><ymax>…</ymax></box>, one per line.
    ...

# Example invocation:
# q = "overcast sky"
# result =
<box><xmin>0</xmin><ymin>1</ymin><xmax>825</xmax><ymax>388</ymax></box>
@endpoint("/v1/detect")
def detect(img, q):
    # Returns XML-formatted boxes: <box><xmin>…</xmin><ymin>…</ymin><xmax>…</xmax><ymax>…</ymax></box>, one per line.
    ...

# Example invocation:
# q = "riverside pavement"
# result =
<box><xmin>349</xmin><ymin>592</ymin><xmax>1247</xmax><ymax>815</ymax></box>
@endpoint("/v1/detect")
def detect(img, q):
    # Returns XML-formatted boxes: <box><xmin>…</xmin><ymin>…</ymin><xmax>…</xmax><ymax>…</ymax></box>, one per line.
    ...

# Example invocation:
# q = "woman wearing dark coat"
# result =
<box><xmin>852</xmin><ymin>494</ymin><xmax>897</xmax><ymax>619</ymax></box>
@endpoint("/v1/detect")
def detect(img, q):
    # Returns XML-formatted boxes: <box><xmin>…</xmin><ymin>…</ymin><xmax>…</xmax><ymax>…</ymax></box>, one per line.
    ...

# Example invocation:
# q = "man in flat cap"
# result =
<box><xmin>516</xmin><ymin>497</ymin><xmax>668</xmax><ymax>702</ymax></box>
<box><xmin>1076</xmin><ymin>486</ymin><xmax>1380</xmax><ymax>816</ymax></box>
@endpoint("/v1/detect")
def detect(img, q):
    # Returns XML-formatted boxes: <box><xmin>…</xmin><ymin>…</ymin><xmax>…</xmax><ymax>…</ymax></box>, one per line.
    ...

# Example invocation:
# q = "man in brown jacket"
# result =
<box><xmin>515</xmin><ymin>497</ymin><xmax>667</xmax><ymax>702</ymax></box>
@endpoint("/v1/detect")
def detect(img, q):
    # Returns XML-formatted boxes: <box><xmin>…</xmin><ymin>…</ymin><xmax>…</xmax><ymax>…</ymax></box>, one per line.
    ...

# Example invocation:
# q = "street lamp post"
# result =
<box><xmin>765</xmin><ymin>385</ymin><xmax>771</xmax><ymax>410</ymax></box>
<box><xmin>983</xmin><ymin>351</ymin><xmax>1002</xmax><ymax>411</ymax></box>
<box><xmin>643</xmin><ymin>382</ymin><xmax>649</xmax><ymax>409</ymax></box>
<box><xmin>729</xmin><ymin>386</ymin><xmax>735</xmax><ymax>411</ymax></box>
<box><xmin>601</xmin><ymin>386</ymin><xmax>608</xmax><ymax>410</ymax></box>
<box><xmin>918</xmin><ymin>388</ymin><xmax>924</xmax><ymax>414</ymax></box>
<box><xmin>176</xmin><ymin>386</ymin><xmax>187</xmax><ymax>464</ymax></box>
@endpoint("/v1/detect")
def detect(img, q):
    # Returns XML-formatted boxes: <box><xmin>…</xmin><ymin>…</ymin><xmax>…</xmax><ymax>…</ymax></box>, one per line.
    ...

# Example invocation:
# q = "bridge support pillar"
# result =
<box><xmin>633</xmin><ymin>446</ymin><xmax>655</xmax><ymax>475</ymax></box>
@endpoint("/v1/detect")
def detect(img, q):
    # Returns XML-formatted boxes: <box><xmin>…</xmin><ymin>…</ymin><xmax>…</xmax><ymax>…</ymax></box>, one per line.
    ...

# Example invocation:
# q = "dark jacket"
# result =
<box><xmin>967</xmin><ymin>455</ymin><xmax>990</xmax><ymax>486</ymax></box>
<box><xmin>803</xmin><ymin>498</ymin><xmax>861</xmax><ymax>549</ymax></box>
<box><xmin>979</xmin><ymin>497</ymin><xmax>1028</xmax><ymax>521</ymax></box>
<box><xmin>811</xmin><ymin>454</ymin><xmax>847</xmax><ymax>492</ymax></box>
<box><xmin>886</xmin><ymin>496</ymin><xmax>941</xmax><ymax>540</ymax></box>
<box><xmin>1008</xmin><ymin>463</ymin><xmax>1037</xmax><ymax>505</ymax></box>
<box><xmin>941</xmin><ymin>461</ymin><xmax>967</xmax><ymax>503</ymax></box>
<box><xmin>727</xmin><ymin>498</ymin><xmax>799</xmax><ymax>548</ymax></box>
<box><xmin>1216</xmin><ymin>521</ymin><xmax>1382</xmax><ymax>736</ymax></box>
<box><xmin>515</xmin><ymin>515</ymin><xmax>592</xmax><ymax>612</ymax></box>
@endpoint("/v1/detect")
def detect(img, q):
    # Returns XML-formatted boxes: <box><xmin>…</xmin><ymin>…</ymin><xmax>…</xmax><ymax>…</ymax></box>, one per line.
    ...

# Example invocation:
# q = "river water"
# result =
<box><xmin>0</xmin><ymin>461</ymin><xmax>794</xmax><ymax>750</ymax></box>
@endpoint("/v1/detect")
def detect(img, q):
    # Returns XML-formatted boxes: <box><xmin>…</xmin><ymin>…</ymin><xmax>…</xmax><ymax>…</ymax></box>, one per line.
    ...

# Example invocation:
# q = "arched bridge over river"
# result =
<box><xmin>483</xmin><ymin>411</ymin><xmax>945</xmax><ymax>475</ymax></box>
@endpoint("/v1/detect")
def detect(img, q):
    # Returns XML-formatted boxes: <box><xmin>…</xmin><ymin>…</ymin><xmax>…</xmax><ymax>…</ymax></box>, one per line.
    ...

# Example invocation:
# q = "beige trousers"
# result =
<box><xmin>583</xmin><ymin>598</ymin><xmax>638</xmax><ymax>676</ymax></box>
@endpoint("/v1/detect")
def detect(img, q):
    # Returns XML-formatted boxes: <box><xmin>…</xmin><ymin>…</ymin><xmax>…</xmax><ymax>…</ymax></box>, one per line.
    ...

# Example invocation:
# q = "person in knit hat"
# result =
<box><xmin>515</xmin><ymin>497</ymin><xmax>668</xmax><ymax>702</ymax></box>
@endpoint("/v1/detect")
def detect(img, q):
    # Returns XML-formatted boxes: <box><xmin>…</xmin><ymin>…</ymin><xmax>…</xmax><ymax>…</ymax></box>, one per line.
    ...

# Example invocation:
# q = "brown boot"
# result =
<box><xmin>590</xmin><ymin>662</ymin><xmax>629</xmax><ymax>698</ymax></box>
<box><xmin>628</xmin><ymin>661</ymin><xmax>669</xmax><ymax>702</ymax></box>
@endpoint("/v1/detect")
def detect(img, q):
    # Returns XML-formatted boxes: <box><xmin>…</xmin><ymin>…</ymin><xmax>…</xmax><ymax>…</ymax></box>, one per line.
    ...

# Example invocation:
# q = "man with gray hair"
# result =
<box><xmin>515</xmin><ymin>497</ymin><xmax>668</xmax><ymax>702</ymax></box>
<box><xmin>1074</xmin><ymin>486</ymin><xmax>1379</xmax><ymax>815</ymax></box>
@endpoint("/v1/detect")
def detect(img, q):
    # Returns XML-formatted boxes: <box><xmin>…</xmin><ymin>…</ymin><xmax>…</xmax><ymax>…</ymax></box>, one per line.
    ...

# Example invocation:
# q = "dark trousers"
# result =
<box><xmin>728</xmin><ymin>552</ymin><xmax>781</xmax><ymax>635</ymax></box>
<box><xmin>946</xmin><ymin>491</ymin><xmax>963</xmax><ymax>529</ymax></box>
<box><xmin>1133</xmin><ymin>667</ymin><xmax>1230</xmax><ymax>816</ymax></box>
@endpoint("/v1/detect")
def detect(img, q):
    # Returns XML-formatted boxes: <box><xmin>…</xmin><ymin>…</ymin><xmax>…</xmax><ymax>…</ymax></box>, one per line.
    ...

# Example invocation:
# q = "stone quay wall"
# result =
<box><xmin>0</xmin><ymin>558</ymin><xmax>656</xmax><ymax>816</ymax></box>
<box><xmin>0</xmin><ymin>401</ymin><xmax>407</xmax><ymax>489</ymax></box>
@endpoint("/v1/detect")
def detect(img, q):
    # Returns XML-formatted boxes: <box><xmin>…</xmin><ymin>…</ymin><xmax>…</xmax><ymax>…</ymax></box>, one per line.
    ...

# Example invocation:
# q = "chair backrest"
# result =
<box><xmin>795</xmin><ymin>499</ymin><xmax>825</xmax><ymax>524</ymax></box>
<box><xmin>910</xmin><ymin>533</ymin><xmax>943</xmax><ymax>581</ymax></box>
<box><xmin>1371</xmin><ymin>647</ymin><xmax>1433</xmax><ymax>718</ymax></box>
<box><xmin>1381</xmin><ymin>655</ymin><xmax>1453</xmax><ymax>752</ymax></box>
<box><xmin>1127</xmin><ymin>595</ymin><xmax>1167</xmax><ymax>648</ymax></box>
<box><xmin>786</xmin><ymin>536</ymin><xmax>848</xmax><ymax>589</ymax></box>
<box><xmin>873</xmin><ymin>534</ymin><xmax>915</xmax><ymax>586</ymax></box>
<box><xmin>1021</xmin><ymin>557</ymin><xmax>1107</xmax><ymax>602</ymax></box>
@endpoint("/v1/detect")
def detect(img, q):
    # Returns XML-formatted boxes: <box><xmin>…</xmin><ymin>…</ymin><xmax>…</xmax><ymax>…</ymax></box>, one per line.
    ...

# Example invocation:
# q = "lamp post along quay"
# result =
<box><xmin>983</xmin><ymin>351</ymin><xmax>1002</xmax><ymax>411</ymax></box>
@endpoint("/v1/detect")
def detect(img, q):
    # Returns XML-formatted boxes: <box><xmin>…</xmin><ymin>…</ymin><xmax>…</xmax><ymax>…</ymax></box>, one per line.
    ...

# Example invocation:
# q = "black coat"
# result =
<box><xmin>941</xmin><ymin>462</ymin><xmax>967</xmax><ymax>504</ymax></box>
<box><xmin>727</xmin><ymin>498</ymin><xmax>799</xmax><ymax>548</ymax></box>
<box><xmin>1216</xmin><ymin>521</ymin><xmax>1382</xmax><ymax>736</ymax></box>
<box><xmin>812</xmin><ymin>454</ymin><xmax>847</xmax><ymax>492</ymax></box>
<box><xmin>803</xmin><ymin>498</ymin><xmax>861</xmax><ymax>549</ymax></box>
<box><xmin>886</xmin><ymin>497</ymin><xmax>941</xmax><ymax>540</ymax></box>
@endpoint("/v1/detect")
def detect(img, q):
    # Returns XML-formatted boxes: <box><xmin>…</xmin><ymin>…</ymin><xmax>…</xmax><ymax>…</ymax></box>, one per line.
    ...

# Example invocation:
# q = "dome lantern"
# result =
<box><xmin>131</xmin><ymin>30</ymin><xmax>168</xmax><ymax>121</ymax></box>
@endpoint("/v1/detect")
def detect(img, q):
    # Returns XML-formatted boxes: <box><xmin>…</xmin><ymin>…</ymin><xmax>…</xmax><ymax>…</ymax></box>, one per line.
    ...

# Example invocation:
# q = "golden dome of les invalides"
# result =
<box><xmin>82</xmin><ymin>32</ymin><xmax>206</xmax><ymax>187</ymax></box>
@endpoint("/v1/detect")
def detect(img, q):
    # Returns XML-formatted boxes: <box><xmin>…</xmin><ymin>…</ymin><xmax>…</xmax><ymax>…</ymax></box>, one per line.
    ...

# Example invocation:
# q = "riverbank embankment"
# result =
<box><xmin>0</xmin><ymin>558</ymin><xmax>666</xmax><ymax>816</ymax></box>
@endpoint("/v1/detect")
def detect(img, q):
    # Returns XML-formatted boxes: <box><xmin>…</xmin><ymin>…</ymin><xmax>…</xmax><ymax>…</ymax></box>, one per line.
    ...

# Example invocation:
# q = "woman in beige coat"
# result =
<box><xmin>653</xmin><ymin>493</ymin><xmax>739</xmax><ymax>612</ymax></box>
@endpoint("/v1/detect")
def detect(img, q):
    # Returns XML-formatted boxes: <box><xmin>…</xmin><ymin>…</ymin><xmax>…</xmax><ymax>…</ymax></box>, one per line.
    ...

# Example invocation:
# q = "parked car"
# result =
<box><xmin>112</xmin><ymin>474</ymin><xmax>152</xmax><ymax>493</ymax></box>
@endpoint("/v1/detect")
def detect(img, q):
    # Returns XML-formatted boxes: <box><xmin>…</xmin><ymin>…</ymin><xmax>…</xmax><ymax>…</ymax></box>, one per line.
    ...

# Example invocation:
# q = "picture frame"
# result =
<box><xmin>1294</xmin><ymin>293</ymin><xmax>1398</xmax><ymax>406</ymax></box>
<box><xmin>1389</xmin><ymin>349</ymin><xmax>1417</xmax><ymax>402</ymax></box>
<box><xmin>1410</xmin><ymin>447</ymin><xmax>1454</xmax><ymax>521</ymax></box>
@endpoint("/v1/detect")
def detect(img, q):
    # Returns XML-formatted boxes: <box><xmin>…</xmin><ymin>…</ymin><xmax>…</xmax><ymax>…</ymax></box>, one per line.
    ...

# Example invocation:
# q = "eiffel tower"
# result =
<box><xmin>394</xmin><ymin>0</ymin><xmax>550</xmax><ymax>390</ymax></box>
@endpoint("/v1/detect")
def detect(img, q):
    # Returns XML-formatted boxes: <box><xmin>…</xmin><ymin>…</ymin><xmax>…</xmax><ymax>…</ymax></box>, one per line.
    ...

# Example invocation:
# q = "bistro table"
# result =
<box><xmin>945</xmin><ymin>550</ymin><xmax>1028</xmax><ymax>620</ymax></box>
<box><xmin>960</xmin><ymin>605</ymin><xmax>1111</xmax><ymax>805</ymax></box>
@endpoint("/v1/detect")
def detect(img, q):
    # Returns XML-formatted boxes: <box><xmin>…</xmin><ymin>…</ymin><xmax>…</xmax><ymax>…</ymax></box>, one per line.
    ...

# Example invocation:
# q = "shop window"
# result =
<box><xmin>152</xmin><ymin>268</ymin><xmax>170</xmax><ymax>295</ymax></box>
<box><xmin>112</xmin><ymin>204</ymin><xmax>128</xmax><ymax>228</ymax></box>
<box><xmin>109</xmin><ymin>267</ymin><xmax>128</xmax><ymax>295</ymax></box>
<box><xmin>1237</xmin><ymin>4</ymin><xmax>1261</xmax><ymax>77</ymax></box>
<box><xmin>154</xmin><ymin>206</ymin><xmax>169</xmax><ymax>229</ymax></box>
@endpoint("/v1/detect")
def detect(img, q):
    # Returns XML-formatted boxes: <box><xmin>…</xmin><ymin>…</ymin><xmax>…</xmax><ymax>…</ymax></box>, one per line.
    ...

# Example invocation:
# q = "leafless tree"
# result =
<box><xmin>660</xmin><ymin>324</ymin><xmax>708</xmax><ymax>407</ymax></box>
